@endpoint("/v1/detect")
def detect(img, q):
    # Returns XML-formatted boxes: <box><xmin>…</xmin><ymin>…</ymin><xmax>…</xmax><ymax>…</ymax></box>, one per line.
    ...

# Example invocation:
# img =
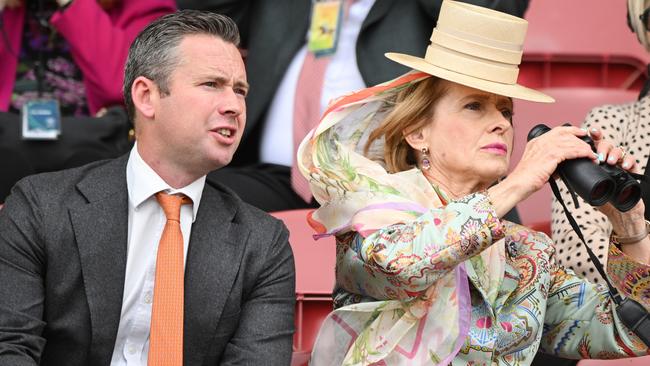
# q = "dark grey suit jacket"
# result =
<box><xmin>178</xmin><ymin>0</ymin><xmax>529</xmax><ymax>166</ymax></box>
<box><xmin>0</xmin><ymin>155</ymin><xmax>295</xmax><ymax>365</ymax></box>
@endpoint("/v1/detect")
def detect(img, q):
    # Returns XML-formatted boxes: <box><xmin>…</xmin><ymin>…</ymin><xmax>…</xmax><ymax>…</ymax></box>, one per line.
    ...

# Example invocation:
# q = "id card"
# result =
<box><xmin>307</xmin><ymin>0</ymin><xmax>343</xmax><ymax>57</ymax></box>
<box><xmin>22</xmin><ymin>99</ymin><xmax>61</xmax><ymax>140</ymax></box>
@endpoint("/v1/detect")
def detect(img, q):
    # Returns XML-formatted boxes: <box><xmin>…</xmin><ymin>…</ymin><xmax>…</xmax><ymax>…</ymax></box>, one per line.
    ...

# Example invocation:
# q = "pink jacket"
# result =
<box><xmin>0</xmin><ymin>0</ymin><xmax>175</xmax><ymax>114</ymax></box>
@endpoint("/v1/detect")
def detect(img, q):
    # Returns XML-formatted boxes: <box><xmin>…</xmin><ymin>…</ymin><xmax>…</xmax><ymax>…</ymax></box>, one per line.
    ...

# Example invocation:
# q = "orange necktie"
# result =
<box><xmin>148</xmin><ymin>192</ymin><xmax>192</xmax><ymax>366</ymax></box>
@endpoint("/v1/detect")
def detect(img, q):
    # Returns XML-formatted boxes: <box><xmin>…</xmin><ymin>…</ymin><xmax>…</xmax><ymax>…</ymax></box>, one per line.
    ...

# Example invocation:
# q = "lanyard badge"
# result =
<box><xmin>22</xmin><ymin>99</ymin><xmax>62</xmax><ymax>140</ymax></box>
<box><xmin>308</xmin><ymin>0</ymin><xmax>344</xmax><ymax>57</ymax></box>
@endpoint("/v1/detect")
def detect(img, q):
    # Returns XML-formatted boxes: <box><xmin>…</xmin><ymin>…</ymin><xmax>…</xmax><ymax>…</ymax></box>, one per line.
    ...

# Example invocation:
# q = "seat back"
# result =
<box><xmin>270</xmin><ymin>209</ymin><xmax>336</xmax><ymax>366</ymax></box>
<box><xmin>520</xmin><ymin>0</ymin><xmax>649</xmax><ymax>90</ymax></box>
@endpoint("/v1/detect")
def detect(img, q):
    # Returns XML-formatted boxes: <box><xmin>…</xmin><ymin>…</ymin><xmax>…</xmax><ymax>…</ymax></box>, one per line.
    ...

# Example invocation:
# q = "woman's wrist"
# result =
<box><xmin>613</xmin><ymin>220</ymin><xmax>650</xmax><ymax>244</ymax></box>
<box><xmin>609</xmin><ymin>209</ymin><xmax>647</xmax><ymax>240</ymax></box>
<box><xmin>487</xmin><ymin>177</ymin><xmax>527</xmax><ymax>218</ymax></box>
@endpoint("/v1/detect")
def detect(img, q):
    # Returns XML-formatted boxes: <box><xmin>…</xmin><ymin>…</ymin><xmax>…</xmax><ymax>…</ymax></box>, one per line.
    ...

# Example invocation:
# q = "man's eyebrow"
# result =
<box><xmin>200</xmin><ymin>74</ymin><xmax>249</xmax><ymax>90</ymax></box>
<box><xmin>234</xmin><ymin>80</ymin><xmax>250</xmax><ymax>90</ymax></box>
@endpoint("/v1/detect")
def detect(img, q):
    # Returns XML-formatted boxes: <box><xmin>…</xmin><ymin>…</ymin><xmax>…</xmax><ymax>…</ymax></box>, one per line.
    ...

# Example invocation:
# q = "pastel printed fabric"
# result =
<box><xmin>298</xmin><ymin>72</ymin><xmax>650</xmax><ymax>365</ymax></box>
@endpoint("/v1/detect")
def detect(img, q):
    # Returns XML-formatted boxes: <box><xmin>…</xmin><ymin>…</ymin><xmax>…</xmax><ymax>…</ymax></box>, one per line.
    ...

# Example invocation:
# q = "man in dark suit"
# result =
<box><xmin>178</xmin><ymin>0</ymin><xmax>530</xmax><ymax>214</ymax></box>
<box><xmin>0</xmin><ymin>10</ymin><xmax>295</xmax><ymax>366</ymax></box>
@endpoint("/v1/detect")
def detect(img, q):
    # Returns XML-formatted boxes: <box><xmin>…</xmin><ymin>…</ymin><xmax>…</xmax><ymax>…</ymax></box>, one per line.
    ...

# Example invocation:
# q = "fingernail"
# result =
<box><xmin>607</xmin><ymin>156</ymin><xmax>616</xmax><ymax>163</ymax></box>
<box><xmin>580</xmin><ymin>127</ymin><xmax>588</xmax><ymax>133</ymax></box>
<box><xmin>591</xmin><ymin>128</ymin><xmax>598</xmax><ymax>133</ymax></box>
<box><xmin>623</xmin><ymin>162</ymin><xmax>630</xmax><ymax>169</ymax></box>
<box><xmin>598</xmin><ymin>153</ymin><xmax>605</xmax><ymax>162</ymax></box>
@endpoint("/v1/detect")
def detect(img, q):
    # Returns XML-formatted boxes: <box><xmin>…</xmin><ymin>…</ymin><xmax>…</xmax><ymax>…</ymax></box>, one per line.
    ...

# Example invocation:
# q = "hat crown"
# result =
<box><xmin>437</xmin><ymin>1</ymin><xmax>527</xmax><ymax>48</ymax></box>
<box><xmin>385</xmin><ymin>0</ymin><xmax>553</xmax><ymax>103</ymax></box>
<box><xmin>424</xmin><ymin>1</ymin><xmax>528</xmax><ymax>84</ymax></box>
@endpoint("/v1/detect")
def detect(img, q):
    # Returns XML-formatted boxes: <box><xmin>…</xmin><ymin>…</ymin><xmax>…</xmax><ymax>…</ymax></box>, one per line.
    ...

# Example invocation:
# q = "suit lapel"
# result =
<box><xmin>361</xmin><ymin>0</ymin><xmax>393</xmax><ymax>32</ymax></box>
<box><xmin>69</xmin><ymin>156</ymin><xmax>129</xmax><ymax>364</ymax></box>
<box><xmin>244</xmin><ymin>0</ymin><xmax>310</xmax><ymax>138</ymax></box>
<box><xmin>68</xmin><ymin>157</ymin><xmax>251</xmax><ymax>363</ymax></box>
<box><xmin>183</xmin><ymin>184</ymin><xmax>249</xmax><ymax>364</ymax></box>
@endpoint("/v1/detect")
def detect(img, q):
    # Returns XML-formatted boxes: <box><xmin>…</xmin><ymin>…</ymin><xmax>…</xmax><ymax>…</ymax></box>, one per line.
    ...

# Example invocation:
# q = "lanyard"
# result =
<box><xmin>33</xmin><ymin>0</ymin><xmax>49</xmax><ymax>97</ymax></box>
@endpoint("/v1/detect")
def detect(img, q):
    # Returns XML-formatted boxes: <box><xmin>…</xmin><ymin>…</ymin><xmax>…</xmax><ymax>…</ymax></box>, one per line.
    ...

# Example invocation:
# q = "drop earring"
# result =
<box><xmin>421</xmin><ymin>147</ymin><xmax>431</xmax><ymax>170</ymax></box>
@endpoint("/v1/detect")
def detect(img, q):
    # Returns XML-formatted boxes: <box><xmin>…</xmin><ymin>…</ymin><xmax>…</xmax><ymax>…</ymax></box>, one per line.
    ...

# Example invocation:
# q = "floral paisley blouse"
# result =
<box><xmin>297</xmin><ymin>72</ymin><xmax>650</xmax><ymax>365</ymax></box>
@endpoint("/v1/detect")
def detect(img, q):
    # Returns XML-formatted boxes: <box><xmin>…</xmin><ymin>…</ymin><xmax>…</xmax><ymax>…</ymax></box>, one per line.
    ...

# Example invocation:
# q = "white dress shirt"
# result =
<box><xmin>110</xmin><ymin>143</ymin><xmax>206</xmax><ymax>366</ymax></box>
<box><xmin>260</xmin><ymin>0</ymin><xmax>375</xmax><ymax>166</ymax></box>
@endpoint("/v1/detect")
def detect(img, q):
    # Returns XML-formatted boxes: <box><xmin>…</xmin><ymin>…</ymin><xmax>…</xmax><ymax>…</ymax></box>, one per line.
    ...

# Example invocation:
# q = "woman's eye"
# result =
<box><xmin>501</xmin><ymin>108</ymin><xmax>513</xmax><ymax>121</ymax></box>
<box><xmin>464</xmin><ymin>101</ymin><xmax>481</xmax><ymax>111</ymax></box>
<box><xmin>203</xmin><ymin>82</ymin><xmax>217</xmax><ymax>88</ymax></box>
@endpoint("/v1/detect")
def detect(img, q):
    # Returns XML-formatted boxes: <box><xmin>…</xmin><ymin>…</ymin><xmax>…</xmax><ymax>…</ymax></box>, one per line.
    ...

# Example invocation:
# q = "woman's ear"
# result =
<box><xmin>403</xmin><ymin>126</ymin><xmax>429</xmax><ymax>151</ymax></box>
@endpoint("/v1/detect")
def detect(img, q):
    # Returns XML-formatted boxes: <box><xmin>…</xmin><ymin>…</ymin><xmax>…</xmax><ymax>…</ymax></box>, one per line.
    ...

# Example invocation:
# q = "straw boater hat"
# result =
<box><xmin>386</xmin><ymin>0</ymin><xmax>554</xmax><ymax>103</ymax></box>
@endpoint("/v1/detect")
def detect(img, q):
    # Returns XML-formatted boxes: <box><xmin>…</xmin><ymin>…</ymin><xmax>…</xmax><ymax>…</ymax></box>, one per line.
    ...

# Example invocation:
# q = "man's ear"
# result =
<box><xmin>131</xmin><ymin>76</ymin><xmax>157</xmax><ymax>120</ymax></box>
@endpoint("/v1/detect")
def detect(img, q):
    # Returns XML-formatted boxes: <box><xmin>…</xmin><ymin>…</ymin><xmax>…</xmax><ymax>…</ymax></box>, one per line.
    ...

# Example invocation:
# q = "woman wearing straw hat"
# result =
<box><xmin>298</xmin><ymin>1</ymin><xmax>650</xmax><ymax>365</ymax></box>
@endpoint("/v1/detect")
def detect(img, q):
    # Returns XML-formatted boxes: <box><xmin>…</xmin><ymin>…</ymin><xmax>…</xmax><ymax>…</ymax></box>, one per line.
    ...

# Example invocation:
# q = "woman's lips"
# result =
<box><xmin>481</xmin><ymin>143</ymin><xmax>508</xmax><ymax>155</ymax></box>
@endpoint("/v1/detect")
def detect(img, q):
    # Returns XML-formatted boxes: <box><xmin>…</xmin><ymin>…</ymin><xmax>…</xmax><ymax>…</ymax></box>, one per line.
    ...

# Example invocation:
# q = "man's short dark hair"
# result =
<box><xmin>123</xmin><ymin>10</ymin><xmax>240</xmax><ymax>121</ymax></box>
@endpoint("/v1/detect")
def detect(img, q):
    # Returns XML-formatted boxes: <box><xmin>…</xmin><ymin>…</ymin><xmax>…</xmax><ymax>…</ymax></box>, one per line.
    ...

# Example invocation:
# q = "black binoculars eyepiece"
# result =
<box><xmin>527</xmin><ymin>124</ymin><xmax>641</xmax><ymax>212</ymax></box>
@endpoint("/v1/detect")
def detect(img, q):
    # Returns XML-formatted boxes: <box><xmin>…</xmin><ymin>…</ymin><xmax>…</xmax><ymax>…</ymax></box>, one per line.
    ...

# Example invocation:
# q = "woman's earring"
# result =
<box><xmin>421</xmin><ymin>147</ymin><xmax>431</xmax><ymax>170</ymax></box>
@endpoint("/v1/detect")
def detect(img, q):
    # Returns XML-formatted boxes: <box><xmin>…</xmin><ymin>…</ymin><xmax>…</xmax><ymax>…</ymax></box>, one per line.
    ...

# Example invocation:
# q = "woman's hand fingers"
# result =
<box><xmin>622</xmin><ymin>154</ymin><xmax>639</xmax><ymax>173</ymax></box>
<box><xmin>588</xmin><ymin>126</ymin><xmax>617</xmax><ymax>165</ymax></box>
<box><xmin>588</xmin><ymin>127</ymin><xmax>604</xmax><ymax>142</ymax></box>
<box><xmin>507</xmin><ymin>125</ymin><xmax>595</xmax><ymax>198</ymax></box>
<box><xmin>592</xmin><ymin>133</ymin><xmax>640</xmax><ymax>173</ymax></box>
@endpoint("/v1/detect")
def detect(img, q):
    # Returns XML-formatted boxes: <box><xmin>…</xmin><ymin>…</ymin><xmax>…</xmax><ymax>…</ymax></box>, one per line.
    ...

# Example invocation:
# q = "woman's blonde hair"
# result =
<box><xmin>364</xmin><ymin>76</ymin><xmax>448</xmax><ymax>173</ymax></box>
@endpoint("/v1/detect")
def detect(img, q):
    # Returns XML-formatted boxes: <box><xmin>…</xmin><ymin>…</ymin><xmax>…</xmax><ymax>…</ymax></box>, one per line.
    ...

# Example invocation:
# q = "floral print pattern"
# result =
<box><xmin>10</xmin><ymin>1</ymin><xmax>88</xmax><ymax>116</ymax></box>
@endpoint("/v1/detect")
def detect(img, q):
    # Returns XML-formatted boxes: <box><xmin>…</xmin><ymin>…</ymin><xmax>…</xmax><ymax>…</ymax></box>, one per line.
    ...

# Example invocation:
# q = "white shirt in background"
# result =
<box><xmin>260</xmin><ymin>0</ymin><xmax>375</xmax><ymax>166</ymax></box>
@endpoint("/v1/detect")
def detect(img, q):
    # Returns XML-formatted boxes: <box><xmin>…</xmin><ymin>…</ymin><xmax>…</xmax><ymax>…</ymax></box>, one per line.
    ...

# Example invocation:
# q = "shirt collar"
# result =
<box><xmin>126</xmin><ymin>142</ymin><xmax>206</xmax><ymax>222</ymax></box>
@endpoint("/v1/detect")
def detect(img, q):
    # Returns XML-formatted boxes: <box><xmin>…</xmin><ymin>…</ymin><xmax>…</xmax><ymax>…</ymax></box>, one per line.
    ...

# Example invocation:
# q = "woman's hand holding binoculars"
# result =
<box><xmin>489</xmin><ymin>125</ymin><xmax>595</xmax><ymax>218</ymax></box>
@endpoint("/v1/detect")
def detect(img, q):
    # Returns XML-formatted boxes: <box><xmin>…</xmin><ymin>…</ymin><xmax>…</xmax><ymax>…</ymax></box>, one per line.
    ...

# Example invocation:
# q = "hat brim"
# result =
<box><xmin>385</xmin><ymin>52</ymin><xmax>555</xmax><ymax>103</ymax></box>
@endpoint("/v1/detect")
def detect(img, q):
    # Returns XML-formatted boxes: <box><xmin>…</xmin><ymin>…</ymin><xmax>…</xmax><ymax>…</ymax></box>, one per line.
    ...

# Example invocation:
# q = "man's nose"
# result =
<box><xmin>218</xmin><ymin>89</ymin><xmax>244</xmax><ymax>116</ymax></box>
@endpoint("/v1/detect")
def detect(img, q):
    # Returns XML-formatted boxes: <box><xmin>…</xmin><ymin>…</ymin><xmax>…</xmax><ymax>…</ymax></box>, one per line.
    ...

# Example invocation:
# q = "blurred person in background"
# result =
<box><xmin>0</xmin><ymin>0</ymin><xmax>175</xmax><ymax>203</ymax></box>
<box><xmin>0</xmin><ymin>0</ymin><xmax>175</xmax><ymax>116</ymax></box>
<box><xmin>551</xmin><ymin>0</ymin><xmax>650</xmax><ymax>285</ymax></box>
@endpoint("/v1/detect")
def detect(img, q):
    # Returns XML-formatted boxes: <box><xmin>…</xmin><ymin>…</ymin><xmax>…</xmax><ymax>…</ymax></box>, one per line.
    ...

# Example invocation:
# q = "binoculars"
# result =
<box><xmin>527</xmin><ymin>124</ymin><xmax>641</xmax><ymax>212</ymax></box>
